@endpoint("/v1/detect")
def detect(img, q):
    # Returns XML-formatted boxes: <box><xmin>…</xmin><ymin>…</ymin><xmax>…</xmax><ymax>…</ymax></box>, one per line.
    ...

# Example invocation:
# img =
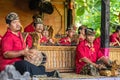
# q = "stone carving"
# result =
<box><xmin>0</xmin><ymin>65</ymin><xmax>31</xmax><ymax>80</ymax></box>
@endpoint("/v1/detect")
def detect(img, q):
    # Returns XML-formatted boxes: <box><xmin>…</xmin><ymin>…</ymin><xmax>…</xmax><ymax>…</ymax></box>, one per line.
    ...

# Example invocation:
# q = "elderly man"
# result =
<box><xmin>75</xmin><ymin>28</ymin><xmax>110</xmax><ymax>75</ymax></box>
<box><xmin>0</xmin><ymin>12</ymin><xmax>60</xmax><ymax>77</ymax></box>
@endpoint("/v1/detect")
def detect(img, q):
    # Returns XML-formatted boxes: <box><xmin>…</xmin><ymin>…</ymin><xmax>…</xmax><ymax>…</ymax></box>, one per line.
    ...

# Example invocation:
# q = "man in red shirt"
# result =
<box><xmin>59</xmin><ymin>28</ymin><xmax>77</xmax><ymax>46</ymax></box>
<box><xmin>110</xmin><ymin>25</ymin><xmax>120</xmax><ymax>46</ymax></box>
<box><xmin>0</xmin><ymin>12</ymin><xmax>28</xmax><ymax>72</ymax></box>
<box><xmin>76</xmin><ymin>28</ymin><xmax>110</xmax><ymax>75</ymax></box>
<box><xmin>0</xmin><ymin>12</ymin><xmax>60</xmax><ymax>77</ymax></box>
<box><xmin>24</xmin><ymin>14</ymin><xmax>41</xmax><ymax>32</ymax></box>
<box><xmin>29</xmin><ymin>18</ymin><xmax>48</xmax><ymax>47</ymax></box>
<box><xmin>29</xmin><ymin>18</ymin><xmax>55</xmax><ymax>47</ymax></box>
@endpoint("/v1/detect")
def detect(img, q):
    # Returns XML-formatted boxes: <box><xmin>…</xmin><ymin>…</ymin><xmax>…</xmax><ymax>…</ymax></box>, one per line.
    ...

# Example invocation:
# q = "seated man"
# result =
<box><xmin>29</xmin><ymin>17</ymin><xmax>45</xmax><ymax>48</ymax></box>
<box><xmin>24</xmin><ymin>13</ymin><xmax>41</xmax><ymax>32</ymax></box>
<box><xmin>29</xmin><ymin>18</ymin><xmax>54</xmax><ymax>47</ymax></box>
<box><xmin>58</xmin><ymin>28</ymin><xmax>77</xmax><ymax>46</ymax></box>
<box><xmin>42</xmin><ymin>27</ymin><xmax>55</xmax><ymax>46</ymax></box>
<box><xmin>110</xmin><ymin>25</ymin><xmax>120</xmax><ymax>46</ymax></box>
<box><xmin>0</xmin><ymin>12</ymin><xmax>60</xmax><ymax>77</ymax></box>
<box><xmin>75</xmin><ymin>28</ymin><xmax>110</xmax><ymax>75</ymax></box>
<box><xmin>77</xmin><ymin>25</ymin><xmax>87</xmax><ymax>44</ymax></box>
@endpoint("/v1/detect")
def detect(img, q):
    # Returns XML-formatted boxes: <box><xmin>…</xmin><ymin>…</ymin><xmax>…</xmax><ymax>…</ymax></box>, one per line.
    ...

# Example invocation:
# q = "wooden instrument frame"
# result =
<box><xmin>38</xmin><ymin>46</ymin><xmax>120</xmax><ymax>72</ymax></box>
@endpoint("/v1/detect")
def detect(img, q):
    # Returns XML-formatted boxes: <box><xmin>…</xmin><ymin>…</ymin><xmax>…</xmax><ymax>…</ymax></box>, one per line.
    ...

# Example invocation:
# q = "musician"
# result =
<box><xmin>0</xmin><ymin>12</ymin><xmax>60</xmax><ymax>77</ymax></box>
<box><xmin>75</xmin><ymin>28</ymin><xmax>110</xmax><ymax>75</ymax></box>
<box><xmin>24</xmin><ymin>13</ymin><xmax>41</xmax><ymax>32</ymax></box>
<box><xmin>58</xmin><ymin>28</ymin><xmax>77</xmax><ymax>46</ymax></box>
<box><xmin>42</xmin><ymin>27</ymin><xmax>55</xmax><ymax>45</ymax></box>
<box><xmin>77</xmin><ymin>25</ymin><xmax>87</xmax><ymax>44</ymax></box>
<box><xmin>110</xmin><ymin>25</ymin><xmax>120</xmax><ymax>46</ymax></box>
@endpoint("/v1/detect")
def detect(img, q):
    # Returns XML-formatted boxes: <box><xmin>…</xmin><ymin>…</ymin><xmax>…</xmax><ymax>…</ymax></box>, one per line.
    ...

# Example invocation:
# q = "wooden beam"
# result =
<box><xmin>101</xmin><ymin>0</ymin><xmax>110</xmax><ymax>48</ymax></box>
<box><xmin>67</xmin><ymin>0</ymin><xmax>73</xmax><ymax>29</ymax></box>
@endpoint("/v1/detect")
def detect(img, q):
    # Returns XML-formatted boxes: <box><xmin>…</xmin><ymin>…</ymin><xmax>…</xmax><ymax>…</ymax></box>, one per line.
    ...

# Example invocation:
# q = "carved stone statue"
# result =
<box><xmin>0</xmin><ymin>65</ymin><xmax>31</xmax><ymax>80</ymax></box>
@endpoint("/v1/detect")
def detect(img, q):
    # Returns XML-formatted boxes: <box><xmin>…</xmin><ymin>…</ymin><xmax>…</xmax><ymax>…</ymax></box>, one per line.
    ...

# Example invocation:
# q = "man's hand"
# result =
<box><xmin>97</xmin><ymin>64</ymin><xmax>107</xmax><ymax>70</ymax></box>
<box><xmin>24</xmin><ymin>48</ymin><xmax>38</xmax><ymax>60</ymax></box>
<box><xmin>21</xmin><ymin>45</ymin><xmax>29</xmax><ymax>56</ymax></box>
<box><xmin>92</xmin><ymin>63</ymin><xmax>99</xmax><ymax>68</ymax></box>
<box><xmin>92</xmin><ymin>63</ymin><xmax>105</xmax><ymax>69</ymax></box>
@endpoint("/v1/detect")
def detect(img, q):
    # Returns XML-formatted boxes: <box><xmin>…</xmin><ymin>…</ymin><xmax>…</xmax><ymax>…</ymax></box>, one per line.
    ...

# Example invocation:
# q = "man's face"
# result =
<box><xmin>79</xmin><ymin>28</ymin><xmax>86</xmax><ymax>35</ymax></box>
<box><xmin>86</xmin><ymin>35</ymin><xmax>95</xmax><ymax>43</ymax></box>
<box><xmin>9</xmin><ymin>20</ymin><xmax>21</xmax><ymax>32</ymax></box>
<box><xmin>43</xmin><ymin>30</ymin><xmax>49</xmax><ymax>37</ymax></box>
<box><xmin>35</xmin><ymin>24</ymin><xmax>44</xmax><ymax>33</ymax></box>
<box><xmin>81</xmin><ymin>27</ymin><xmax>86</xmax><ymax>35</ymax></box>
<box><xmin>68</xmin><ymin>30</ymin><xmax>74</xmax><ymax>38</ymax></box>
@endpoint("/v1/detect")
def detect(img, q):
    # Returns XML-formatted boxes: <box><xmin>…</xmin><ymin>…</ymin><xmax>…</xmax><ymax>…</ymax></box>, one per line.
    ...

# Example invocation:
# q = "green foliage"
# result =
<box><xmin>75</xmin><ymin>0</ymin><xmax>120</xmax><ymax>37</ymax></box>
<box><xmin>110</xmin><ymin>0</ymin><xmax>120</xmax><ymax>33</ymax></box>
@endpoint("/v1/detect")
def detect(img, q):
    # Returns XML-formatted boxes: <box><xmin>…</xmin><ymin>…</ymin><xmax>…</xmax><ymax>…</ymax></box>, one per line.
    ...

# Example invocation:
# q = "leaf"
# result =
<box><xmin>76</xmin><ymin>0</ymin><xmax>85</xmax><ymax>6</ymax></box>
<box><xmin>76</xmin><ymin>6</ymin><xmax>85</xmax><ymax>16</ymax></box>
<box><xmin>94</xmin><ymin>0</ymin><xmax>101</xmax><ymax>10</ymax></box>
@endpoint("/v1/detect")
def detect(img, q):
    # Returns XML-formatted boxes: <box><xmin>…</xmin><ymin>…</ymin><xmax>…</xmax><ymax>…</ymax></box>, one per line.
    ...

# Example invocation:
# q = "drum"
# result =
<box><xmin>24</xmin><ymin>51</ymin><xmax>47</xmax><ymax>66</ymax></box>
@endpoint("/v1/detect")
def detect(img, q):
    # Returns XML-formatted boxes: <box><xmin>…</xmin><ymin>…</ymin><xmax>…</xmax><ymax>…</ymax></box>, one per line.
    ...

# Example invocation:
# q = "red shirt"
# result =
<box><xmin>79</xmin><ymin>38</ymin><xmax>84</xmax><ymax>41</ymax></box>
<box><xmin>94</xmin><ymin>37</ymin><xmax>101</xmax><ymax>48</ymax></box>
<box><xmin>24</xmin><ymin>22</ymin><xmax>35</xmax><ymax>32</ymax></box>
<box><xmin>0</xmin><ymin>29</ymin><xmax>26</xmax><ymax>71</ymax></box>
<box><xmin>40</xmin><ymin>36</ymin><xmax>48</xmax><ymax>44</ymax></box>
<box><xmin>0</xmin><ymin>35</ymin><xmax>2</xmax><ymax>38</ymax></box>
<box><xmin>78</xmin><ymin>37</ymin><xmax>85</xmax><ymax>44</ymax></box>
<box><xmin>75</xmin><ymin>40</ymin><xmax>104</xmax><ymax>74</ymax></box>
<box><xmin>59</xmin><ymin>37</ymin><xmax>71</xmax><ymax>46</ymax></box>
<box><xmin>110</xmin><ymin>32</ymin><xmax>120</xmax><ymax>46</ymax></box>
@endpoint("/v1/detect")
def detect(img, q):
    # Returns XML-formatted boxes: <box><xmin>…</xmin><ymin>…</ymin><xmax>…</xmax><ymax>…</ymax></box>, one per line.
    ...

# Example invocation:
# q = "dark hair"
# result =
<box><xmin>33</xmin><ymin>23</ymin><xmax>37</xmax><ymax>27</ymax></box>
<box><xmin>6</xmin><ymin>19</ymin><xmax>11</xmax><ymax>24</ymax></box>
<box><xmin>116</xmin><ymin>25</ymin><xmax>120</xmax><ymax>32</ymax></box>
<box><xmin>78</xmin><ymin>25</ymin><xmax>87</xmax><ymax>34</ymax></box>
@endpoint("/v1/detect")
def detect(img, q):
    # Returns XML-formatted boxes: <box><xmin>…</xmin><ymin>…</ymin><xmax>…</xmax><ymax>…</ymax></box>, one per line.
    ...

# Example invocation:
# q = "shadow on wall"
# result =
<box><xmin>13</xmin><ymin>0</ymin><xmax>30</xmax><ymax>12</ymax></box>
